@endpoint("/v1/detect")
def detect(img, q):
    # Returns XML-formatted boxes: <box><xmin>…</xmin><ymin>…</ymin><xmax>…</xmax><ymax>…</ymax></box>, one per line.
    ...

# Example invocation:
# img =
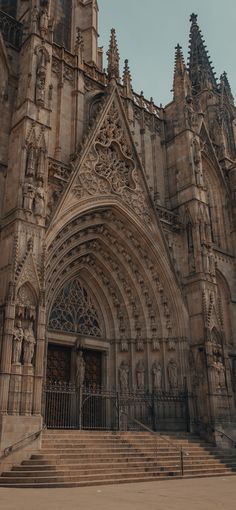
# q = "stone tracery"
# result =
<box><xmin>49</xmin><ymin>278</ymin><xmax>102</xmax><ymax>337</ymax></box>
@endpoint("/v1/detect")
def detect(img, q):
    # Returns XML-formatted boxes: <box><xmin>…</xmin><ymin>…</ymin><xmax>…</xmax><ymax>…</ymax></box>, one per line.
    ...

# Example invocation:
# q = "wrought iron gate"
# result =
<box><xmin>44</xmin><ymin>382</ymin><xmax>189</xmax><ymax>431</ymax></box>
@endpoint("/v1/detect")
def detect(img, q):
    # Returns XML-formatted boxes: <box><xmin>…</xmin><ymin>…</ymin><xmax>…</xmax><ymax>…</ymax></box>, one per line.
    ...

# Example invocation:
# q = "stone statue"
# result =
<box><xmin>152</xmin><ymin>362</ymin><xmax>162</xmax><ymax>391</ymax></box>
<box><xmin>119</xmin><ymin>361</ymin><xmax>129</xmax><ymax>393</ymax></box>
<box><xmin>191</xmin><ymin>136</ymin><xmax>204</xmax><ymax>187</ymax></box>
<box><xmin>75</xmin><ymin>350</ymin><xmax>85</xmax><ymax>387</ymax></box>
<box><xmin>23</xmin><ymin>323</ymin><xmax>36</xmax><ymax>365</ymax></box>
<box><xmin>39</xmin><ymin>8</ymin><xmax>49</xmax><ymax>38</ymax></box>
<box><xmin>12</xmin><ymin>321</ymin><xmax>24</xmax><ymax>364</ymax></box>
<box><xmin>167</xmin><ymin>359</ymin><xmax>178</xmax><ymax>389</ymax></box>
<box><xmin>23</xmin><ymin>182</ymin><xmax>35</xmax><ymax>212</ymax></box>
<box><xmin>136</xmin><ymin>360</ymin><xmax>145</xmax><ymax>390</ymax></box>
<box><xmin>35</xmin><ymin>71</ymin><xmax>46</xmax><ymax>106</ymax></box>
<box><xmin>184</xmin><ymin>96</ymin><xmax>195</xmax><ymax>129</ymax></box>
<box><xmin>26</xmin><ymin>147</ymin><xmax>36</xmax><ymax>177</ymax></box>
<box><xmin>34</xmin><ymin>186</ymin><xmax>45</xmax><ymax>217</ymax></box>
<box><xmin>202</xmin><ymin>244</ymin><xmax>210</xmax><ymax>273</ymax></box>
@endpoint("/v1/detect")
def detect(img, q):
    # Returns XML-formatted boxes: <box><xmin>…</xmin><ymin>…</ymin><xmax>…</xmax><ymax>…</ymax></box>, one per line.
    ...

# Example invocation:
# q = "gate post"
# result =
<box><xmin>117</xmin><ymin>392</ymin><xmax>120</xmax><ymax>431</ymax></box>
<box><xmin>78</xmin><ymin>384</ymin><xmax>83</xmax><ymax>430</ymax></box>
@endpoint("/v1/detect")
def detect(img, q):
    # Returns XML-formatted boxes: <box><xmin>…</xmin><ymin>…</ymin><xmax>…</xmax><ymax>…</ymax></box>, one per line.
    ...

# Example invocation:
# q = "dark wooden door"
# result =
<box><xmin>83</xmin><ymin>350</ymin><xmax>102</xmax><ymax>389</ymax></box>
<box><xmin>46</xmin><ymin>343</ymin><xmax>72</xmax><ymax>383</ymax></box>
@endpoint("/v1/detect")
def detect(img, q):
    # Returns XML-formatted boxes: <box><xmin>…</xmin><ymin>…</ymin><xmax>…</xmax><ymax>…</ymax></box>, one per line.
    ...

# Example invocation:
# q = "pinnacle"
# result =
<box><xmin>107</xmin><ymin>28</ymin><xmax>120</xmax><ymax>81</ymax></box>
<box><xmin>188</xmin><ymin>13</ymin><xmax>218</xmax><ymax>94</ymax></box>
<box><xmin>174</xmin><ymin>44</ymin><xmax>186</xmax><ymax>74</ymax></box>
<box><xmin>123</xmin><ymin>59</ymin><xmax>132</xmax><ymax>94</ymax></box>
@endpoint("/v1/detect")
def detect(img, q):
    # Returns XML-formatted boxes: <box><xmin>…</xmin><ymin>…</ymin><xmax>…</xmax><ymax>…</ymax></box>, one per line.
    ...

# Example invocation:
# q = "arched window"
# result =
<box><xmin>50</xmin><ymin>0</ymin><xmax>72</xmax><ymax>50</ymax></box>
<box><xmin>49</xmin><ymin>278</ymin><xmax>102</xmax><ymax>337</ymax></box>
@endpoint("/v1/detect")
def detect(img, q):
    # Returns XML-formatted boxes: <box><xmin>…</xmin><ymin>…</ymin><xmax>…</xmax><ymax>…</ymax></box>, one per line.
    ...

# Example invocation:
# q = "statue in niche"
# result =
<box><xmin>191</xmin><ymin>136</ymin><xmax>204</xmax><ymax>187</ymax></box>
<box><xmin>23</xmin><ymin>323</ymin><xmax>36</xmax><ymax>365</ymax></box>
<box><xmin>201</xmin><ymin>244</ymin><xmax>210</xmax><ymax>273</ymax></box>
<box><xmin>35</xmin><ymin>70</ymin><xmax>46</xmax><ymax>106</ymax></box>
<box><xmin>136</xmin><ymin>360</ymin><xmax>145</xmax><ymax>390</ymax></box>
<box><xmin>167</xmin><ymin>359</ymin><xmax>178</xmax><ymax>390</ymax></box>
<box><xmin>75</xmin><ymin>351</ymin><xmax>85</xmax><ymax>387</ymax></box>
<box><xmin>34</xmin><ymin>186</ymin><xmax>45</xmax><ymax>217</ymax></box>
<box><xmin>184</xmin><ymin>95</ymin><xmax>195</xmax><ymax>129</ymax></box>
<box><xmin>119</xmin><ymin>361</ymin><xmax>129</xmax><ymax>393</ymax></box>
<box><xmin>39</xmin><ymin>7</ymin><xmax>49</xmax><ymax>38</ymax></box>
<box><xmin>26</xmin><ymin>146</ymin><xmax>36</xmax><ymax>178</ymax></box>
<box><xmin>12</xmin><ymin>321</ymin><xmax>24</xmax><ymax>364</ymax></box>
<box><xmin>152</xmin><ymin>362</ymin><xmax>162</xmax><ymax>391</ymax></box>
<box><xmin>23</xmin><ymin>182</ymin><xmax>35</xmax><ymax>212</ymax></box>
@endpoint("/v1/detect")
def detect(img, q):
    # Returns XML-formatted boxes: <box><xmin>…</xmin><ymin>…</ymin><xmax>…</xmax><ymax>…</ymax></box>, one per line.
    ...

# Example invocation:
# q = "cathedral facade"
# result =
<box><xmin>0</xmin><ymin>1</ymin><xmax>236</xmax><ymax>460</ymax></box>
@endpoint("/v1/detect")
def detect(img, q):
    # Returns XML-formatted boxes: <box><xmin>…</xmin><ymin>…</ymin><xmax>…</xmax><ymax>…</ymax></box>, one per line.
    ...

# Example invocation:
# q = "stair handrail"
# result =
<box><xmin>192</xmin><ymin>418</ymin><xmax>236</xmax><ymax>448</ymax></box>
<box><xmin>213</xmin><ymin>428</ymin><xmax>236</xmax><ymax>448</ymax></box>
<box><xmin>0</xmin><ymin>424</ymin><xmax>46</xmax><ymax>461</ymax></box>
<box><xmin>121</xmin><ymin>412</ymin><xmax>189</xmax><ymax>476</ymax></box>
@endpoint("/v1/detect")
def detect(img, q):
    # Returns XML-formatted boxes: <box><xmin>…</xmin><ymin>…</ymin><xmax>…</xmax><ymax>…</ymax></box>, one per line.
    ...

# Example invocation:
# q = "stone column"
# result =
<box><xmin>8</xmin><ymin>363</ymin><xmax>22</xmax><ymax>415</ymax></box>
<box><xmin>0</xmin><ymin>302</ymin><xmax>16</xmax><ymax>414</ymax></box>
<box><xmin>32</xmin><ymin>305</ymin><xmax>46</xmax><ymax>416</ymax></box>
<box><xmin>21</xmin><ymin>364</ymin><xmax>34</xmax><ymax>415</ymax></box>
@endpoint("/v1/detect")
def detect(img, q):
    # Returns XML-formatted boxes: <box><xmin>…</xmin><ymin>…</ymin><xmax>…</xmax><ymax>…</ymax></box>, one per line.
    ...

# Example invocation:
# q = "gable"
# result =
<box><xmin>49</xmin><ymin>85</ymin><xmax>158</xmax><ymax>230</ymax></box>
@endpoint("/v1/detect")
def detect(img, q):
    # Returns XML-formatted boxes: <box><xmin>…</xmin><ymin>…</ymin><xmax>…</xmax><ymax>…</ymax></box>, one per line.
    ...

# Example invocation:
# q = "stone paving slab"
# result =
<box><xmin>1</xmin><ymin>476</ymin><xmax>236</xmax><ymax>510</ymax></box>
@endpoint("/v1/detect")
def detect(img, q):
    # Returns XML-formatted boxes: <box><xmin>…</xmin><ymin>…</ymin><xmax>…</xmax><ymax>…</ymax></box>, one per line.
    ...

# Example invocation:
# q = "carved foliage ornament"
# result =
<box><xmin>72</xmin><ymin>101</ymin><xmax>150</xmax><ymax>222</ymax></box>
<box><xmin>49</xmin><ymin>278</ymin><xmax>102</xmax><ymax>337</ymax></box>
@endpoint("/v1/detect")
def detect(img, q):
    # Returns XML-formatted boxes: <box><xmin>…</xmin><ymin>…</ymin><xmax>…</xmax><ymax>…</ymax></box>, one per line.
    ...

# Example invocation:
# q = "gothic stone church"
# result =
<box><xmin>0</xmin><ymin>0</ymin><xmax>236</xmax><ymax>460</ymax></box>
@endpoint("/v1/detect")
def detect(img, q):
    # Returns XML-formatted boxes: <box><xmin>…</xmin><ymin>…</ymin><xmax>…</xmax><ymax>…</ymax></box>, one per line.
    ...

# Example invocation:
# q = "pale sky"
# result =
<box><xmin>98</xmin><ymin>0</ymin><xmax>236</xmax><ymax>106</ymax></box>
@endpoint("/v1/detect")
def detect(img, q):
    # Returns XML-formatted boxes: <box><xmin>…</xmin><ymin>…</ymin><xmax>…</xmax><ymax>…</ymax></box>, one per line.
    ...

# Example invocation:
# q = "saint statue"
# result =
<box><xmin>119</xmin><ymin>361</ymin><xmax>129</xmax><ymax>393</ymax></box>
<box><xmin>136</xmin><ymin>360</ymin><xmax>145</xmax><ymax>390</ymax></box>
<box><xmin>167</xmin><ymin>359</ymin><xmax>178</xmax><ymax>390</ymax></box>
<box><xmin>12</xmin><ymin>321</ymin><xmax>24</xmax><ymax>364</ymax></box>
<box><xmin>152</xmin><ymin>362</ymin><xmax>162</xmax><ymax>391</ymax></box>
<box><xmin>75</xmin><ymin>350</ymin><xmax>85</xmax><ymax>387</ymax></box>
<box><xmin>23</xmin><ymin>323</ymin><xmax>36</xmax><ymax>365</ymax></box>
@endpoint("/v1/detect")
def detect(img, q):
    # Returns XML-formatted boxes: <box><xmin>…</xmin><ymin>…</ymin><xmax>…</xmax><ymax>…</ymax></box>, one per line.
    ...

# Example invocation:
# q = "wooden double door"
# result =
<box><xmin>46</xmin><ymin>343</ymin><xmax>102</xmax><ymax>388</ymax></box>
<box><xmin>45</xmin><ymin>344</ymin><xmax>103</xmax><ymax>429</ymax></box>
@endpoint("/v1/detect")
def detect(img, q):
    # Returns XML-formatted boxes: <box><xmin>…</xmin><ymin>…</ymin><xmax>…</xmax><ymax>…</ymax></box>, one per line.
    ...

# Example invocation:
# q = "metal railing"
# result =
<box><xmin>0</xmin><ymin>425</ymin><xmax>46</xmax><ymax>462</ymax></box>
<box><xmin>44</xmin><ymin>382</ymin><xmax>189</xmax><ymax>432</ymax></box>
<box><xmin>192</xmin><ymin>418</ymin><xmax>236</xmax><ymax>448</ymax></box>
<box><xmin>122</xmin><ymin>413</ymin><xmax>188</xmax><ymax>477</ymax></box>
<box><xmin>0</xmin><ymin>10</ymin><xmax>22</xmax><ymax>50</ymax></box>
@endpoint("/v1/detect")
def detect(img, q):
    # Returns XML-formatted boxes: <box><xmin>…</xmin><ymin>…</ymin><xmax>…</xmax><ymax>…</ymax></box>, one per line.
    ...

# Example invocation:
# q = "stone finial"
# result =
<box><xmin>123</xmin><ymin>59</ymin><xmax>132</xmax><ymax>96</ymax></box>
<box><xmin>107</xmin><ymin>28</ymin><xmax>120</xmax><ymax>81</ymax></box>
<box><xmin>190</xmin><ymin>13</ymin><xmax>198</xmax><ymax>24</ymax></box>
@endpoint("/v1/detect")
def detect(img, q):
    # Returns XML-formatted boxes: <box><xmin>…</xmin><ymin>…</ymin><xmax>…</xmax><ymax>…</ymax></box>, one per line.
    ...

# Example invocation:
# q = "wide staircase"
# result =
<box><xmin>1</xmin><ymin>430</ymin><xmax>236</xmax><ymax>488</ymax></box>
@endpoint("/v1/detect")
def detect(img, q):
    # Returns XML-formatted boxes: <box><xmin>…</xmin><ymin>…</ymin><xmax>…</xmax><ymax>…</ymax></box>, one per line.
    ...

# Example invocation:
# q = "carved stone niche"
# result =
<box><xmin>15</xmin><ymin>284</ymin><xmax>37</xmax><ymax>322</ymax></box>
<box><xmin>14</xmin><ymin>284</ymin><xmax>37</xmax><ymax>367</ymax></box>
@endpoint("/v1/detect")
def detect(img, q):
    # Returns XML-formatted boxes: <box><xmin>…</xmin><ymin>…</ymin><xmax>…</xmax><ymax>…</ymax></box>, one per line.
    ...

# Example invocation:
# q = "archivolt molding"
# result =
<box><xmin>46</xmin><ymin>208</ymin><xmax>188</xmax><ymax>341</ymax></box>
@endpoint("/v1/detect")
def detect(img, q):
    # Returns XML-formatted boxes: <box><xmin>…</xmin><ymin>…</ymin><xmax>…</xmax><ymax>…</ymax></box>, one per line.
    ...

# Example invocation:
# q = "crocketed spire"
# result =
<box><xmin>107</xmin><ymin>28</ymin><xmax>120</xmax><ymax>81</ymax></box>
<box><xmin>123</xmin><ymin>59</ymin><xmax>132</xmax><ymax>96</ymax></box>
<box><xmin>220</xmin><ymin>71</ymin><xmax>234</xmax><ymax>105</ymax></box>
<box><xmin>188</xmin><ymin>13</ymin><xmax>217</xmax><ymax>94</ymax></box>
<box><xmin>173</xmin><ymin>44</ymin><xmax>191</xmax><ymax>100</ymax></box>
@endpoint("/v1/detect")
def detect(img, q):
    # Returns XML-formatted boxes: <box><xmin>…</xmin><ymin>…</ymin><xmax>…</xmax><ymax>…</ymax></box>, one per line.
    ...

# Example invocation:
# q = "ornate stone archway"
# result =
<box><xmin>45</xmin><ymin>205</ymin><xmax>189</xmax><ymax>394</ymax></box>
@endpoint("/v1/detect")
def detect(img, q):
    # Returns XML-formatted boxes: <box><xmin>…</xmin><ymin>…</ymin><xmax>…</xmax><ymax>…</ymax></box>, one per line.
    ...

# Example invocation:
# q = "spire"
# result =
<box><xmin>188</xmin><ymin>13</ymin><xmax>218</xmax><ymax>94</ymax></box>
<box><xmin>220</xmin><ymin>71</ymin><xmax>234</xmax><ymax>105</ymax></box>
<box><xmin>174</xmin><ymin>44</ymin><xmax>186</xmax><ymax>77</ymax></box>
<box><xmin>107</xmin><ymin>28</ymin><xmax>120</xmax><ymax>81</ymax></box>
<box><xmin>123</xmin><ymin>59</ymin><xmax>132</xmax><ymax>96</ymax></box>
<box><xmin>173</xmin><ymin>44</ymin><xmax>191</xmax><ymax>100</ymax></box>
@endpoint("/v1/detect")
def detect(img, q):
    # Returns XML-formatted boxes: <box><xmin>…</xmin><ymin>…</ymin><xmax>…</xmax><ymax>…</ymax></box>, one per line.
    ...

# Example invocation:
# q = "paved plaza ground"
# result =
<box><xmin>1</xmin><ymin>476</ymin><xmax>236</xmax><ymax>510</ymax></box>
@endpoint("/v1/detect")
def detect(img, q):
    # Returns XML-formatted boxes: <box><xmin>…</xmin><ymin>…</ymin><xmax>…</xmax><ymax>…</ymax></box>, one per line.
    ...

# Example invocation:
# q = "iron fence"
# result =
<box><xmin>44</xmin><ymin>382</ymin><xmax>189</xmax><ymax>431</ymax></box>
